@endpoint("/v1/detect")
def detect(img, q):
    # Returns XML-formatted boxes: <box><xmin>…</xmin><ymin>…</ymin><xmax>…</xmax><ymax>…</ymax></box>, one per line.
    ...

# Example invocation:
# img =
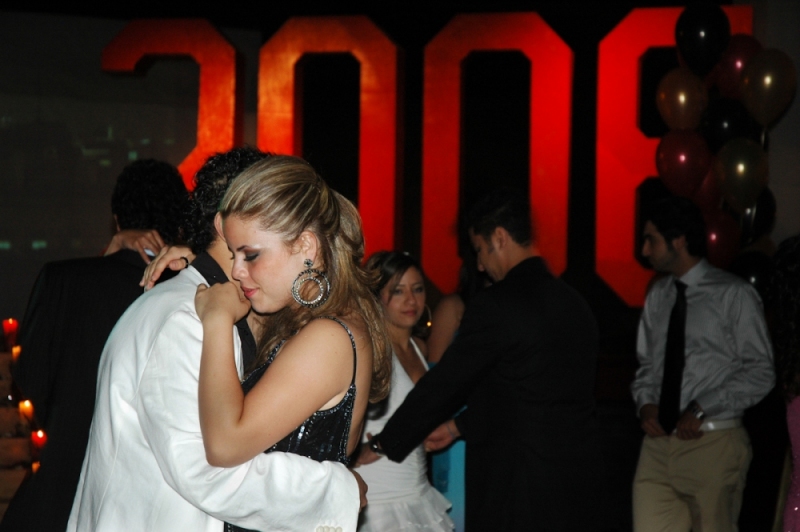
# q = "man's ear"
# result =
<box><xmin>213</xmin><ymin>213</ymin><xmax>225</xmax><ymax>240</ymax></box>
<box><xmin>671</xmin><ymin>234</ymin><xmax>688</xmax><ymax>254</ymax></box>
<box><xmin>491</xmin><ymin>226</ymin><xmax>508</xmax><ymax>250</ymax></box>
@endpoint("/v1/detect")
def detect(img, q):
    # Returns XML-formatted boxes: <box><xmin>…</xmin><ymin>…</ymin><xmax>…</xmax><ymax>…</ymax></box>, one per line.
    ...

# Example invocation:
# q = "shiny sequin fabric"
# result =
<box><xmin>226</xmin><ymin>317</ymin><xmax>358</xmax><ymax>532</ymax></box>
<box><xmin>785</xmin><ymin>396</ymin><xmax>800</xmax><ymax>532</ymax></box>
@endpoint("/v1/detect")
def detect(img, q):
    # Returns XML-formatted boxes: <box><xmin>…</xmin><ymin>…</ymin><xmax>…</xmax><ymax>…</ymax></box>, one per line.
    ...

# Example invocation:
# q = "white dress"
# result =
<box><xmin>357</xmin><ymin>339</ymin><xmax>455</xmax><ymax>531</ymax></box>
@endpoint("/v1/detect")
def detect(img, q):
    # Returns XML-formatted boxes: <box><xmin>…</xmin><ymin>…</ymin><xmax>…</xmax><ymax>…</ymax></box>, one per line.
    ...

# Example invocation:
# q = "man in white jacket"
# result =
<box><xmin>69</xmin><ymin>148</ymin><xmax>362</xmax><ymax>531</ymax></box>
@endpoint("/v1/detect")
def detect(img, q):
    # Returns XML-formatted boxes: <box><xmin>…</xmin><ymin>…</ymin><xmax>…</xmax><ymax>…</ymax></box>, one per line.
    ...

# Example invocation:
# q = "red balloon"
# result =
<box><xmin>692</xmin><ymin>169</ymin><xmax>723</xmax><ymax>212</ymax></box>
<box><xmin>711</xmin><ymin>34</ymin><xmax>763</xmax><ymax>100</ymax></box>
<box><xmin>656</xmin><ymin>131</ymin><xmax>712</xmax><ymax>197</ymax></box>
<box><xmin>704</xmin><ymin>210</ymin><xmax>742</xmax><ymax>269</ymax></box>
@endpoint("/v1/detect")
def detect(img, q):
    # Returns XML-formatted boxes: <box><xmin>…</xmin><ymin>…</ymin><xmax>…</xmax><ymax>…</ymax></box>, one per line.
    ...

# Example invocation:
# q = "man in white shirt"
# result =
<box><xmin>69</xmin><ymin>148</ymin><xmax>362</xmax><ymax>531</ymax></box>
<box><xmin>631</xmin><ymin>197</ymin><xmax>774</xmax><ymax>532</ymax></box>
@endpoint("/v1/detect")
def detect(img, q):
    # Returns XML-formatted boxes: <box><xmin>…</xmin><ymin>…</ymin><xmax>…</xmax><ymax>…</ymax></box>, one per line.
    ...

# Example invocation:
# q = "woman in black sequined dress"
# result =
<box><xmin>193</xmin><ymin>156</ymin><xmax>392</xmax><ymax>485</ymax></box>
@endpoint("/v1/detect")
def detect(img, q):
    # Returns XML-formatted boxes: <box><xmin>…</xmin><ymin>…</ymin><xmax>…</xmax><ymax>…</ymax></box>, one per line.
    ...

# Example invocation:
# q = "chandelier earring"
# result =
<box><xmin>291</xmin><ymin>258</ymin><xmax>331</xmax><ymax>308</ymax></box>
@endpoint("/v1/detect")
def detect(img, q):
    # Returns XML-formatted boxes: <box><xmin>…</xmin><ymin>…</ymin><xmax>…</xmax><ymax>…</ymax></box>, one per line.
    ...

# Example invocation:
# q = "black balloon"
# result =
<box><xmin>699</xmin><ymin>98</ymin><xmax>765</xmax><ymax>153</ymax></box>
<box><xmin>740</xmin><ymin>187</ymin><xmax>777</xmax><ymax>245</ymax></box>
<box><xmin>675</xmin><ymin>3</ymin><xmax>731</xmax><ymax>77</ymax></box>
<box><xmin>729</xmin><ymin>251</ymin><xmax>774</xmax><ymax>300</ymax></box>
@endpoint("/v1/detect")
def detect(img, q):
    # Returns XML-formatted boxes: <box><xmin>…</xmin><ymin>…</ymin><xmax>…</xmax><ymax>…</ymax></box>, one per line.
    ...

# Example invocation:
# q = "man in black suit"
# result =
<box><xmin>1</xmin><ymin>159</ymin><xmax>187</xmax><ymax>532</ymax></box>
<box><xmin>370</xmin><ymin>189</ymin><xmax>604</xmax><ymax>531</ymax></box>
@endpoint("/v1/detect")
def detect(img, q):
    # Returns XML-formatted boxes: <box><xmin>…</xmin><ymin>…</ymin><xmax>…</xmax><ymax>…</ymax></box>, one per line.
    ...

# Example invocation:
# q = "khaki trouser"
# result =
<box><xmin>633</xmin><ymin>427</ymin><xmax>752</xmax><ymax>532</ymax></box>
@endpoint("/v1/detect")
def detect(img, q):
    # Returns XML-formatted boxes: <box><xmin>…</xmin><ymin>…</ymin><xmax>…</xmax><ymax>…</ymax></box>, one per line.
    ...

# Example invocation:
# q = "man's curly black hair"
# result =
<box><xmin>111</xmin><ymin>159</ymin><xmax>187</xmax><ymax>244</ymax></box>
<box><xmin>185</xmin><ymin>147</ymin><xmax>271</xmax><ymax>254</ymax></box>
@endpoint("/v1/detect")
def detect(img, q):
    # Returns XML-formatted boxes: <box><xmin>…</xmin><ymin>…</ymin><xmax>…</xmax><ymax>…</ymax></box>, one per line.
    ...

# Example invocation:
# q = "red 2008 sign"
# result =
<box><xmin>103</xmin><ymin>7</ymin><xmax>752</xmax><ymax>306</ymax></box>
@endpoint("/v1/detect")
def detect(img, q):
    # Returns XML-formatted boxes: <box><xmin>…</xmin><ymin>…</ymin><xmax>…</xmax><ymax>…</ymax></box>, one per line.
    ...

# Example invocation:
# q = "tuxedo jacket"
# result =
<box><xmin>68</xmin><ymin>266</ymin><xmax>358</xmax><ymax>531</ymax></box>
<box><xmin>379</xmin><ymin>257</ymin><xmax>605</xmax><ymax>531</ymax></box>
<box><xmin>2</xmin><ymin>250</ymin><xmax>148</xmax><ymax>532</ymax></box>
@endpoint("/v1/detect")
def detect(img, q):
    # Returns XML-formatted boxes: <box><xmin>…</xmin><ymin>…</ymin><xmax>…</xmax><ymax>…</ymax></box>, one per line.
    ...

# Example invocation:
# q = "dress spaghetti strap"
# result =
<box><xmin>319</xmin><ymin>316</ymin><xmax>358</xmax><ymax>386</ymax></box>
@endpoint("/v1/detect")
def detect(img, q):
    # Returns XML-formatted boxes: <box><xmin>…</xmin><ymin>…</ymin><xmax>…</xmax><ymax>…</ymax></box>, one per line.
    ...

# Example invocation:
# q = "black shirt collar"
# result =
<box><xmin>192</xmin><ymin>251</ymin><xmax>229</xmax><ymax>287</ymax></box>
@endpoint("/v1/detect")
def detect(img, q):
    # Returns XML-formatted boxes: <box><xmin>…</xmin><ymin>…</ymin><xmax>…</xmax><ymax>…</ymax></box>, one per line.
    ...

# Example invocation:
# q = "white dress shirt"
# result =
<box><xmin>68</xmin><ymin>266</ymin><xmax>358</xmax><ymax>531</ymax></box>
<box><xmin>631</xmin><ymin>259</ymin><xmax>774</xmax><ymax>419</ymax></box>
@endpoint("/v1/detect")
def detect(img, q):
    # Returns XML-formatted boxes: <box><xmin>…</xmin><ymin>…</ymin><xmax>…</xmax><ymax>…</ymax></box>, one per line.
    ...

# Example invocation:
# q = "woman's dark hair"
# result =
<box><xmin>184</xmin><ymin>147</ymin><xmax>269</xmax><ymax>254</ymax></box>
<box><xmin>647</xmin><ymin>196</ymin><xmax>707</xmax><ymax>258</ymax></box>
<box><xmin>768</xmin><ymin>234</ymin><xmax>800</xmax><ymax>399</ymax></box>
<box><xmin>364</xmin><ymin>251</ymin><xmax>425</xmax><ymax>297</ymax></box>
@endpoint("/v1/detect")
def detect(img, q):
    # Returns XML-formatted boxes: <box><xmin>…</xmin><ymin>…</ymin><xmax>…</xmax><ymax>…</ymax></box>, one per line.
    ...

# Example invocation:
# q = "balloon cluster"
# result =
<box><xmin>655</xmin><ymin>3</ymin><xmax>796</xmax><ymax>272</ymax></box>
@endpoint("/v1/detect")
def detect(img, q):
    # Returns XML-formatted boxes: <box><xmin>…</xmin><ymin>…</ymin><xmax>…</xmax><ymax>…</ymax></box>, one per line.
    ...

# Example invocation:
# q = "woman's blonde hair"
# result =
<box><xmin>219</xmin><ymin>155</ymin><xmax>391</xmax><ymax>402</ymax></box>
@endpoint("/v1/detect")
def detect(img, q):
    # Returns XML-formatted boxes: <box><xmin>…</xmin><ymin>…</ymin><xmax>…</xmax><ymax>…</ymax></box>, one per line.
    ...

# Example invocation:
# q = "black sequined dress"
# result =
<box><xmin>225</xmin><ymin>317</ymin><xmax>358</xmax><ymax>532</ymax></box>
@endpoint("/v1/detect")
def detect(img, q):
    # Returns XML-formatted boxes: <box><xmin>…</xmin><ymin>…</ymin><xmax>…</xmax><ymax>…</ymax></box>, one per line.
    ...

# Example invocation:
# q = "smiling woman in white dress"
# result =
<box><xmin>356</xmin><ymin>251</ymin><xmax>455</xmax><ymax>532</ymax></box>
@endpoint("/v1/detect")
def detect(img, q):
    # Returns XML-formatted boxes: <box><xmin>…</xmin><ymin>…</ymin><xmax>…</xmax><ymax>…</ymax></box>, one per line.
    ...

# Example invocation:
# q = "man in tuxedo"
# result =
<box><xmin>370</xmin><ymin>189</ymin><xmax>604</xmax><ymax>531</ymax></box>
<box><xmin>631</xmin><ymin>197</ymin><xmax>773</xmax><ymax>531</ymax></box>
<box><xmin>2</xmin><ymin>159</ymin><xmax>187</xmax><ymax>532</ymax></box>
<box><xmin>68</xmin><ymin>147</ymin><xmax>363</xmax><ymax>531</ymax></box>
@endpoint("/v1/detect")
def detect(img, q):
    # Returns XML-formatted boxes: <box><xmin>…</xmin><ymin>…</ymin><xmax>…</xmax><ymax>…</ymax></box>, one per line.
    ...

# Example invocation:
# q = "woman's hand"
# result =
<box><xmin>195</xmin><ymin>282</ymin><xmax>251</xmax><ymax>325</ymax></box>
<box><xmin>140</xmin><ymin>245</ymin><xmax>195</xmax><ymax>291</ymax></box>
<box><xmin>353</xmin><ymin>433</ymin><xmax>383</xmax><ymax>467</ymax></box>
<box><xmin>106</xmin><ymin>229</ymin><xmax>165</xmax><ymax>263</ymax></box>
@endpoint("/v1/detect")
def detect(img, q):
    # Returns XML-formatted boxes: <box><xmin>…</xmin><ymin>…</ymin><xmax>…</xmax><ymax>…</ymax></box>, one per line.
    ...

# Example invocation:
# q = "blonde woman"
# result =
<box><xmin>194</xmin><ymin>156</ymin><xmax>392</xmax><ymax>531</ymax></box>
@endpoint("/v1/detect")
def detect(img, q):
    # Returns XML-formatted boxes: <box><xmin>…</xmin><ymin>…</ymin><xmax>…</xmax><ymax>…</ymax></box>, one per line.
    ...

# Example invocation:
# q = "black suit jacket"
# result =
<box><xmin>379</xmin><ymin>257</ymin><xmax>604</xmax><ymax>531</ymax></box>
<box><xmin>1</xmin><ymin>250</ymin><xmax>147</xmax><ymax>532</ymax></box>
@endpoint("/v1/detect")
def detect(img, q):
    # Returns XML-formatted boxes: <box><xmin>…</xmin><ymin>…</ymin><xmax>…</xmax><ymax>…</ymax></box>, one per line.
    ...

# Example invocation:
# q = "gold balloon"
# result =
<box><xmin>656</xmin><ymin>67</ymin><xmax>709</xmax><ymax>130</ymax></box>
<box><xmin>741</xmin><ymin>48</ymin><xmax>797</xmax><ymax>127</ymax></box>
<box><xmin>713</xmin><ymin>138</ymin><xmax>768</xmax><ymax>213</ymax></box>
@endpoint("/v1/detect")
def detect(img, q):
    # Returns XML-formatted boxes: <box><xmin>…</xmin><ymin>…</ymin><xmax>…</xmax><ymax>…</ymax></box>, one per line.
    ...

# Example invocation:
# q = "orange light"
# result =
<box><xmin>31</xmin><ymin>461</ymin><xmax>40</xmax><ymax>473</ymax></box>
<box><xmin>11</xmin><ymin>345</ymin><xmax>21</xmax><ymax>362</ymax></box>
<box><xmin>18</xmin><ymin>400</ymin><xmax>33</xmax><ymax>420</ymax></box>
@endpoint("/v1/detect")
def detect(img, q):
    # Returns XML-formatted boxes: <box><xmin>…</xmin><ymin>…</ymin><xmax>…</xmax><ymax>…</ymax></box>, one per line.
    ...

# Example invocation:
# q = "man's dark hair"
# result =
<box><xmin>467</xmin><ymin>188</ymin><xmax>533</xmax><ymax>246</ymax></box>
<box><xmin>647</xmin><ymin>196</ymin><xmax>707</xmax><ymax>258</ymax></box>
<box><xmin>111</xmin><ymin>159</ymin><xmax>187</xmax><ymax>244</ymax></box>
<box><xmin>184</xmin><ymin>147</ymin><xmax>270</xmax><ymax>254</ymax></box>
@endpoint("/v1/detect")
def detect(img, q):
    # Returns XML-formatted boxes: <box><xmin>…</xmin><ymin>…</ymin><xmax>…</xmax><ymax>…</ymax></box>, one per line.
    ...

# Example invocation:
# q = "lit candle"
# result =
<box><xmin>2</xmin><ymin>318</ymin><xmax>18</xmax><ymax>350</ymax></box>
<box><xmin>18</xmin><ymin>400</ymin><xmax>33</xmax><ymax>420</ymax></box>
<box><xmin>31</xmin><ymin>461</ymin><xmax>40</xmax><ymax>473</ymax></box>
<box><xmin>31</xmin><ymin>430</ymin><xmax>47</xmax><ymax>449</ymax></box>
<box><xmin>11</xmin><ymin>345</ymin><xmax>21</xmax><ymax>362</ymax></box>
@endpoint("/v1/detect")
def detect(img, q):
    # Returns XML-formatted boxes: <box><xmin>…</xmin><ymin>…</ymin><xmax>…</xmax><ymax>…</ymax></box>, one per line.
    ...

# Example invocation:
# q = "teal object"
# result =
<box><xmin>432</xmin><ymin>440</ymin><xmax>466</xmax><ymax>532</ymax></box>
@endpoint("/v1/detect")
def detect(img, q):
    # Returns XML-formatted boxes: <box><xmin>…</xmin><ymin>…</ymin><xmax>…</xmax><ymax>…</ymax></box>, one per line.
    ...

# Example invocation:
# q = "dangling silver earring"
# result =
<box><xmin>292</xmin><ymin>259</ymin><xmax>331</xmax><ymax>308</ymax></box>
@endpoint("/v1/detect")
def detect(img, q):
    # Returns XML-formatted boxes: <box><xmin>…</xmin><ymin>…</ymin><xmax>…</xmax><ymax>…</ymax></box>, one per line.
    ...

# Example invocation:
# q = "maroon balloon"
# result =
<box><xmin>704</xmin><ymin>210</ymin><xmax>742</xmax><ymax>269</ymax></box>
<box><xmin>692</xmin><ymin>169</ymin><xmax>723</xmax><ymax>212</ymax></box>
<box><xmin>712</xmin><ymin>34</ymin><xmax>763</xmax><ymax>100</ymax></box>
<box><xmin>656</xmin><ymin>131</ymin><xmax>712</xmax><ymax>197</ymax></box>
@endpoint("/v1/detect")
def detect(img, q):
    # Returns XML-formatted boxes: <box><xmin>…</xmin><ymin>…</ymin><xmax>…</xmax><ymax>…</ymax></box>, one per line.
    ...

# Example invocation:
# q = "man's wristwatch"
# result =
<box><xmin>688</xmin><ymin>400</ymin><xmax>705</xmax><ymax>420</ymax></box>
<box><xmin>368</xmin><ymin>435</ymin><xmax>385</xmax><ymax>456</ymax></box>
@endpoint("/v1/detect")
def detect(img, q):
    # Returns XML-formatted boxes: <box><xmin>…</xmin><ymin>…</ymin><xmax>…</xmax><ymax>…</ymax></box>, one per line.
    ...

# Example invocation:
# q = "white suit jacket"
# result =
<box><xmin>68</xmin><ymin>266</ymin><xmax>358</xmax><ymax>531</ymax></box>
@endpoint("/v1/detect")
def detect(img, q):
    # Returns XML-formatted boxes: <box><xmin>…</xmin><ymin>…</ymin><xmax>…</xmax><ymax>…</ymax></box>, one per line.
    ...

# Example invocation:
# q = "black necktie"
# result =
<box><xmin>659</xmin><ymin>280</ymin><xmax>687</xmax><ymax>434</ymax></box>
